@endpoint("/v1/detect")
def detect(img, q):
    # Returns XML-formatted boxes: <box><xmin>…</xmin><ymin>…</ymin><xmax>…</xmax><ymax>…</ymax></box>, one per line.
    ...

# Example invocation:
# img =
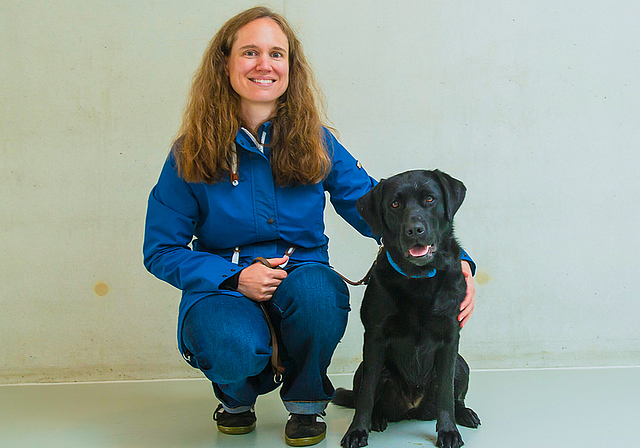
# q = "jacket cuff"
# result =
<box><xmin>219</xmin><ymin>271</ymin><xmax>241</xmax><ymax>291</ymax></box>
<box><xmin>460</xmin><ymin>249</ymin><xmax>476</xmax><ymax>276</ymax></box>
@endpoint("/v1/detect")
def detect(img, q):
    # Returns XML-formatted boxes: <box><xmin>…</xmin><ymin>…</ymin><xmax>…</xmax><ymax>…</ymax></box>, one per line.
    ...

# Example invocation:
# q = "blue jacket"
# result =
<box><xmin>143</xmin><ymin>123</ymin><xmax>377</xmax><ymax>356</ymax></box>
<box><xmin>143</xmin><ymin>123</ymin><xmax>475</xmax><ymax>357</ymax></box>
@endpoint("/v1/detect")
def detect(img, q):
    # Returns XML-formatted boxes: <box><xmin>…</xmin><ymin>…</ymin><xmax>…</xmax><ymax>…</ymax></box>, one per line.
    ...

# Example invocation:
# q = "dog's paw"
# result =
<box><xmin>456</xmin><ymin>406</ymin><xmax>480</xmax><ymax>428</ymax></box>
<box><xmin>341</xmin><ymin>428</ymin><xmax>369</xmax><ymax>448</ymax></box>
<box><xmin>371</xmin><ymin>414</ymin><xmax>388</xmax><ymax>432</ymax></box>
<box><xmin>436</xmin><ymin>429</ymin><xmax>464</xmax><ymax>448</ymax></box>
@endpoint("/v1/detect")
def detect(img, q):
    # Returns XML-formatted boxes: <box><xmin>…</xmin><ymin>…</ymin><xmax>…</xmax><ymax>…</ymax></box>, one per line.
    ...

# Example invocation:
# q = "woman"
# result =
<box><xmin>143</xmin><ymin>7</ymin><xmax>475</xmax><ymax>447</ymax></box>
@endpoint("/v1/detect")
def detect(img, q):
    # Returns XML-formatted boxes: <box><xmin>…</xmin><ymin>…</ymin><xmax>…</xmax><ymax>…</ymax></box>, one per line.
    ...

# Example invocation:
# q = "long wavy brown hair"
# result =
<box><xmin>173</xmin><ymin>6</ymin><xmax>331</xmax><ymax>186</ymax></box>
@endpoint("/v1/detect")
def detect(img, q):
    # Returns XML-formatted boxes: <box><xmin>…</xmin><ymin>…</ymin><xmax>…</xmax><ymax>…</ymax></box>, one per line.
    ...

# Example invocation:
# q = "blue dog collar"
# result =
<box><xmin>386</xmin><ymin>251</ymin><xmax>436</xmax><ymax>279</ymax></box>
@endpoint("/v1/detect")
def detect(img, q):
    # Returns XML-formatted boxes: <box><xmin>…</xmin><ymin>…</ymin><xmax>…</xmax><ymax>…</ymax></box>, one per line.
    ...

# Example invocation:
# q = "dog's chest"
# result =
<box><xmin>382</xmin><ymin>306</ymin><xmax>453</xmax><ymax>353</ymax></box>
<box><xmin>386</xmin><ymin>337</ymin><xmax>438</xmax><ymax>387</ymax></box>
<box><xmin>378</xmin><ymin>284</ymin><xmax>459</xmax><ymax>384</ymax></box>
<box><xmin>378</xmin><ymin>283</ymin><xmax>457</xmax><ymax>343</ymax></box>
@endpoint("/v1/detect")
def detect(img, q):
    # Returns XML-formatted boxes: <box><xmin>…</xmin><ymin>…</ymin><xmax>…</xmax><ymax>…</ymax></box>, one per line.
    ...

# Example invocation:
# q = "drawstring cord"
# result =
<box><xmin>230</xmin><ymin>143</ymin><xmax>239</xmax><ymax>186</ymax></box>
<box><xmin>230</xmin><ymin>128</ymin><xmax>268</xmax><ymax>187</ymax></box>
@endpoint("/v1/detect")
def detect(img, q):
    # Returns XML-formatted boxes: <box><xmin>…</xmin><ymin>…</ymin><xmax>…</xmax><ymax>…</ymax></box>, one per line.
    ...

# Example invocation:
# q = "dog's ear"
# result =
<box><xmin>357</xmin><ymin>181</ymin><xmax>385</xmax><ymax>237</ymax></box>
<box><xmin>433</xmin><ymin>170</ymin><xmax>466</xmax><ymax>221</ymax></box>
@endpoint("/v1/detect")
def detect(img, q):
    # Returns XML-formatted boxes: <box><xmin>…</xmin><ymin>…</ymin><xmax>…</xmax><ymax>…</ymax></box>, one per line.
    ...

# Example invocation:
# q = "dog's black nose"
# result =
<box><xmin>406</xmin><ymin>222</ymin><xmax>425</xmax><ymax>236</ymax></box>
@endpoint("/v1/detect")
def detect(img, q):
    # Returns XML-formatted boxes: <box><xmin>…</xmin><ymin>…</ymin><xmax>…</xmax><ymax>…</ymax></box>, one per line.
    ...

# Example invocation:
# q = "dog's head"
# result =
<box><xmin>357</xmin><ymin>170</ymin><xmax>466</xmax><ymax>268</ymax></box>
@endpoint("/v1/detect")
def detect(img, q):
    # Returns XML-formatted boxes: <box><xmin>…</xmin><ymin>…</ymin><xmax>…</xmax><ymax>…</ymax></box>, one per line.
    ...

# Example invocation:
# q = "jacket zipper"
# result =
<box><xmin>240</xmin><ymin>127</ymin><xmax>267</xmax><ymax>153</ymax></box>
<box><xmin>230</xmin><ymin>127</ymin><xmax>268</xmax><ymax>262</ymax></box>
<box><xmin>231</xmin><ymin>128</ymin><xmax>267</xmax><ymax>187</ymax></box>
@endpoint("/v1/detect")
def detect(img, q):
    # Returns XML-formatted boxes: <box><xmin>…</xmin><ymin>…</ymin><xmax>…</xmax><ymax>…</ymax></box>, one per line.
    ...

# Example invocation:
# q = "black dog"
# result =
<box><xmin>334</xmin><ymin>170</ymin><xmax>480</xmax><ymax>448</ymax></box>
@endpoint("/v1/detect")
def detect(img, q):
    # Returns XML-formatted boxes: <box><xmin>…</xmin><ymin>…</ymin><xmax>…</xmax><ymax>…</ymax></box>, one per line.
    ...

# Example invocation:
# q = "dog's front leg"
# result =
<box><xmin>435</xmin><ymin>339</ymin><xmax>464</xmax><ymax>448</ymax></box>
<box><xmin>341</xmin><ymin>332</ymin><xmax>385</xmax><ymax>448</ymax></box>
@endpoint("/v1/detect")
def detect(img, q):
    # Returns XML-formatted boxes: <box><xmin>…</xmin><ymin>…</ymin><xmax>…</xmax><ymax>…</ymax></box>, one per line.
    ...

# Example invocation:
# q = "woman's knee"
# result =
<box><xmin>272</xmin><ymin>264</ymin><xmax>350</xmax><ymax>331</ymax></box>
<box><xmin>193</xmin><ymin>333</ymin><xmax>270</xmax><ymax>381</ymax></box>
<box><xmin>182</xmin><ymin>298</ymin><xmax>271</xmax><ymax>382</ymax></box>
<box><xmin>278</xmin><ymin>264</ymin><xmax>349</xmax><ymax>310</ymax></box>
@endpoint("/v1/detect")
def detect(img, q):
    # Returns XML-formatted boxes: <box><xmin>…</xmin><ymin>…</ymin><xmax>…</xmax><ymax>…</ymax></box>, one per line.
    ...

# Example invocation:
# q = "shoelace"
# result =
<box><xmin>290</xmin><ymin>411</ymin><xmax>326</xmax><ymax>424</ymax></box>
<box><xmin>213</xmin><ymin>404</ymin><xmax>254</xmax><ymax>420</ymax></box>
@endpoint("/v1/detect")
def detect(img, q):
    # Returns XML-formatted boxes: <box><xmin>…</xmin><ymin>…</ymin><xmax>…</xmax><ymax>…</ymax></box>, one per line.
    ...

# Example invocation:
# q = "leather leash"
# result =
<box><xmin>251</xmin><ymin>246</ymin><xmax>382</xmax><ymax>383</ymax></box>
<box><xmin>333</xmin><ymin>253</ymin><xmax>380</xmax><ymax>286</ymax></box>
<box><xmin>334</xmin><ymin>243</ymin><xmax>384</xmax><ymax>286</ymax></box>
<box><xmin>251</xmin><ymin>257</ymin><xmax>286</xmax><ymax>384</ymax></box>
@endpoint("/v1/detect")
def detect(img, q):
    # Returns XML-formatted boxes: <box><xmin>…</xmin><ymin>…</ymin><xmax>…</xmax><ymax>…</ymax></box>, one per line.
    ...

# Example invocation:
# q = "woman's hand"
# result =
<box><xmin>236</xmin><ymin>256</ymin><xmax>289</xmax><ymax>302</ymax></box>
<box><xmin>459</xmin><ymin>260</ymin><xmax>476</xmax><ymax>328</ymax></box>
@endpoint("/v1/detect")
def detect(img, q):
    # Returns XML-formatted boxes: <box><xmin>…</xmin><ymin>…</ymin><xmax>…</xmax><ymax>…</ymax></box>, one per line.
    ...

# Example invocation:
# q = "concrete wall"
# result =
<box><xmin>1</xmin><ymin>0</ymin><xmax>639</xmax><ymax>383</ymax></box>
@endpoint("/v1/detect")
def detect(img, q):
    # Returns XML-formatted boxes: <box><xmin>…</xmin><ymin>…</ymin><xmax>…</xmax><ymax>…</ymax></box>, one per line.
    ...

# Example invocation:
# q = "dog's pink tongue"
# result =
<box><xmin>409</xmin><ymin>245</ymin><xmax>430</xmax><ymax>257</ymax></box>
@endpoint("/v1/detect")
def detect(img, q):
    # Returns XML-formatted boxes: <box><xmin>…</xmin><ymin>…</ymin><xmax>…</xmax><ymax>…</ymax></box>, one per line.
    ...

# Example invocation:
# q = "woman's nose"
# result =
<box><xmin>256</xmin><ymin>54</ymin><xmax>271</xmax><ymax>71</ymax></box>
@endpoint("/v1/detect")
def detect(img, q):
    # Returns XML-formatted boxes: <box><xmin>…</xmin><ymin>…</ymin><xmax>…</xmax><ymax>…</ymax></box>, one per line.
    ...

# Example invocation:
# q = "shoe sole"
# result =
<box><xmin>217</xmin><ymin>421</ymin><xmax>256</xmax><ymax>435</ymax></box>
<box><xmin>285</xmin><ymin>431</ymin><xmax>326</xmax><ymax>447</ymax></box>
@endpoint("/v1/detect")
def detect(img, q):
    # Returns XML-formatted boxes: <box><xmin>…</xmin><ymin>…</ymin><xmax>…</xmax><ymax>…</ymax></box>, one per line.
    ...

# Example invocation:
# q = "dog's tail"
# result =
<box><xmin>331</xmin><ymin>388</ymin><xmax>356</xmax><ymax>408</ymax></box>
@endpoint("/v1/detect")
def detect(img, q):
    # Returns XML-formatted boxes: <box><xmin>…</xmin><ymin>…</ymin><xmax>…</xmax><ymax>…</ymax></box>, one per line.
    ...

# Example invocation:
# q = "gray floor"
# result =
<box><xmin>0</xmin><ymin>367</ymin><xmax>638</xmax><ymax>448</ymax></box>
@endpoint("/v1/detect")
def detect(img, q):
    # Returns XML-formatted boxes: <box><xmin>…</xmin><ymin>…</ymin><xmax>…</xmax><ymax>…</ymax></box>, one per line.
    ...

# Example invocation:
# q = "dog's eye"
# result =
<box><xmin>425</xmin><ymin>196</ymin><xmax>435</xmax><ymax>204</ymax></box>
<box><xmin>391</xmin><ymin>201</ymin><xmax>400</xmax><ymax>209</ymax></box>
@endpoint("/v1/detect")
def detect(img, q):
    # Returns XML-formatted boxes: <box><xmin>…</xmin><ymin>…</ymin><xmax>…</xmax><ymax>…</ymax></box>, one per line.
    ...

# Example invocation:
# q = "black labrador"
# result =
<box><xmin>334</xmin><ymin>170</ymin><xmax>480</xmax><ymax>448</ymax></box>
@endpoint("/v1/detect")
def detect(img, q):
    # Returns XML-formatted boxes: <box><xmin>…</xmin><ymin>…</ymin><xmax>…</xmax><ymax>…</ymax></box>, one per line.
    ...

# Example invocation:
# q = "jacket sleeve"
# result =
<box><xmin>142</xmin><ymin>155</ymin><xmax>241</xmax><ymax>293</ymax></box>
<box><xmin>322</xmin><ymin>131</ymin><xmax>378</xmax><ymax>239</ymax></box>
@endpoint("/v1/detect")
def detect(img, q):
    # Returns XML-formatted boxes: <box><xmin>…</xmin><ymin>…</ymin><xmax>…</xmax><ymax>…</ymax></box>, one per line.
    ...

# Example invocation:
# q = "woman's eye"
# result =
<box><xmin>271</xmin><ymin>51</ymin><xmax>283</xmax><ymax>58</ymax></box>
<box><xmin>391</xmin><ymin>201</ymin><xmax>400</xmax><ymax>209</ymax></box>
<box><xmin>244</xmin><ymin>50</ymin><xmax>258</xmax><ymax>57</ymax></box>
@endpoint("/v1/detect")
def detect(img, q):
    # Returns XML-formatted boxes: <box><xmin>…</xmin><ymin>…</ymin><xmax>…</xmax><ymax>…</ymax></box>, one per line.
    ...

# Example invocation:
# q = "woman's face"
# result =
<box><xmin>226</xmin><ymin>18</ymin><xmax>290</xmax><ymax>117</ymax></box>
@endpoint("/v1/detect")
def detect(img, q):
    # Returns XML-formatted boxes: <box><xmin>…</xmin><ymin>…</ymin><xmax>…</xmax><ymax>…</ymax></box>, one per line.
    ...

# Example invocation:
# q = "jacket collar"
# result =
<box><xmin>237</xmin><ymin>122</ymin><xmax>272</xmax><ymax>153</ymax></box>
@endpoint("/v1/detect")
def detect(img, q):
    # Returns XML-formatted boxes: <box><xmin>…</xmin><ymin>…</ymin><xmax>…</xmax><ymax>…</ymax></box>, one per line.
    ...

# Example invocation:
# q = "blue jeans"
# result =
<box><xmin>181</xmin><ymin>263</ymin><xmax>350</xmax><ymax>414</ymax></box>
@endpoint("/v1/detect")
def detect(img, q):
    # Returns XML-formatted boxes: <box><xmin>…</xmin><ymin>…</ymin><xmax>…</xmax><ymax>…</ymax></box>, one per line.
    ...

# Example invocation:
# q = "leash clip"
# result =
<box><xmin>279</xmin><ymin>246</ymin><xmax>295</xmax><ymax>268</ymax></box>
